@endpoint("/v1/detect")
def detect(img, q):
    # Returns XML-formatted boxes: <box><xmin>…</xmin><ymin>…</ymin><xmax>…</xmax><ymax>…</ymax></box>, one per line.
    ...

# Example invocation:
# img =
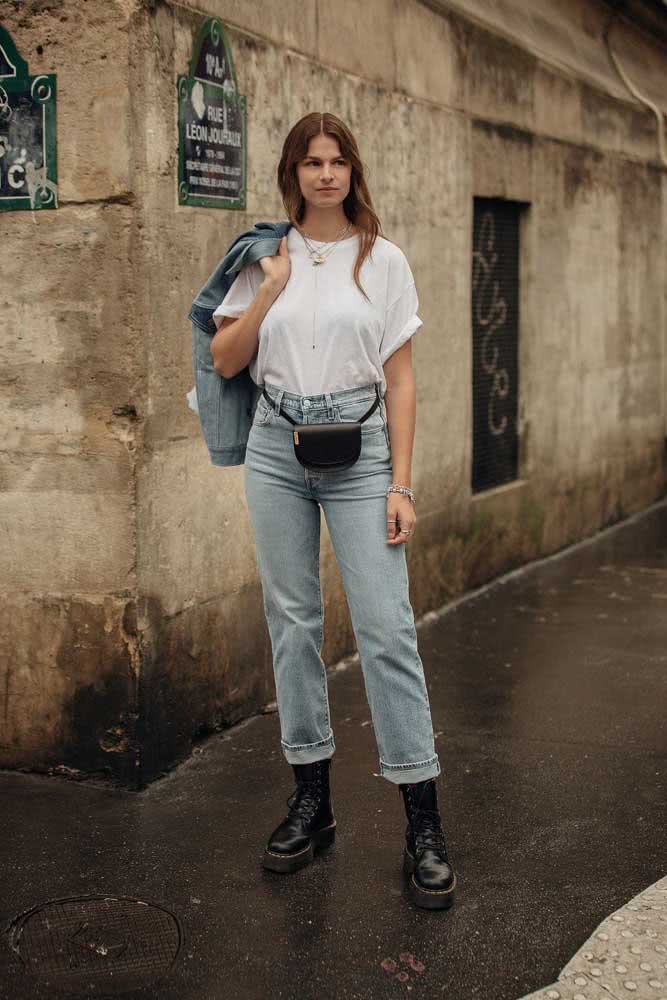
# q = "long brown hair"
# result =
<box><xmin>277</xmin><ymin>112</ymin><xmax>386</xmax><ymax>303</ymax></box>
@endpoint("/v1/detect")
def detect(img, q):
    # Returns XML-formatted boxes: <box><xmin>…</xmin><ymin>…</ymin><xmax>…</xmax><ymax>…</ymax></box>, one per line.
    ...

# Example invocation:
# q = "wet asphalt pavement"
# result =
<box><xmin>1</xmin><ymin>499</ymin><xmax>665</xmax><ymax>1000</ymax></box>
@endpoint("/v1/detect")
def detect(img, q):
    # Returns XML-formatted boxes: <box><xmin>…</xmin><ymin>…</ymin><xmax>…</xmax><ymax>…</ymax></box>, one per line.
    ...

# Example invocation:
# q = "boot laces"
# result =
<box><xmin>286</xmin><ymin>778</ymin><xmax>321</xmax><ymax>822</ymax></box>
<box><xmin>411</xmin><ymin>807</ymin><xmax>449</xmax><ymax>858</ymax></box>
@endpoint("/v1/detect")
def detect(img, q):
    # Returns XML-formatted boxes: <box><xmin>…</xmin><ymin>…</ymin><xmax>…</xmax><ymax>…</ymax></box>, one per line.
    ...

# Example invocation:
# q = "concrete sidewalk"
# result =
<box><xmin>521</xmin><ymin>874</ymin><xmax>667</xmax><ymax>1000</ymax></box>
<box><xmin>1</xmin><ymin>499</ymin><xmax>666</xmax><ymax>1000</ymax></box>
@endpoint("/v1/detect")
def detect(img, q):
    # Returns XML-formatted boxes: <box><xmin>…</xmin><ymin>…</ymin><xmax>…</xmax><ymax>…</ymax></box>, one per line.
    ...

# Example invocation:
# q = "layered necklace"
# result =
<box><xmin>297</xmin><ymin>221</ymin><xmax>354</xmax><ymax>265</ymax></box>
<box><xmin>296</xmin><ymin>221</ymin><xmax>355</xmax><ymax>350</ymax></box>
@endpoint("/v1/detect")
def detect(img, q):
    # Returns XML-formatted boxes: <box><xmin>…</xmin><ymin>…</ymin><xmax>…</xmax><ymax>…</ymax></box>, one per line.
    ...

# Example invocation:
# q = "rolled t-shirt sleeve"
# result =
<box><xmin>379</xmin><ymin>279</ymin><xmax>423</xmax><ymax>365</ymax></box>
<box><xmin>211</xmin><ymin>261</ymin><xmax>262</xmax><ymax>330</ymax></box>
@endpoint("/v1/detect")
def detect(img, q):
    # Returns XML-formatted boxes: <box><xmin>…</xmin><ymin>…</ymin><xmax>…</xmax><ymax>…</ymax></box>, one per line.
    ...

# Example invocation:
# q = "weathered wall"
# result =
<box><xmin>1</xmin><ymin>0</ymin><xmax>665</xmax><ymax>784</ymax></box>
<box><xmin>0</xmin><ymin>0</ymin><xmax>142</xmax><ymax>782</ymax></box>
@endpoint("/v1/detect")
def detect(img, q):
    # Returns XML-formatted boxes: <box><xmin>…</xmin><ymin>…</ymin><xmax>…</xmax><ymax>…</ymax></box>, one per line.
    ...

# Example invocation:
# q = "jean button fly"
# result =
<box><xmin>303</xmin><ymin>398</ymin><xmax>311</xmax><ymax>408</ymax></box>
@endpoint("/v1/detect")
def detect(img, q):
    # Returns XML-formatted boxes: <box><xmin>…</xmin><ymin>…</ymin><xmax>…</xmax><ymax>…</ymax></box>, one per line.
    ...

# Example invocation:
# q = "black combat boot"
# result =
<box><xmin>262</xmin><ymin>758</ymin><xmax>336</xmax><ymax>873</ymax></box>
<box><xmin>399</xmin><ymin>777</ymin><xmax>456</xmax><ymax>909</ymax></box>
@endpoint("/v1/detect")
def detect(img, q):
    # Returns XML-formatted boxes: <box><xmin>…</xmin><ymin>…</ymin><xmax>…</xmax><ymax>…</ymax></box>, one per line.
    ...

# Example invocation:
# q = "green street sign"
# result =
<box><xmin>177</xmin><ymin>17</ymin><xmax>247</xmax><ymax>210</ymax></box>
<box><xmin>0</xmin><ymin>25</ymin><xmax>57</xmax><ymax>211</ymax></box>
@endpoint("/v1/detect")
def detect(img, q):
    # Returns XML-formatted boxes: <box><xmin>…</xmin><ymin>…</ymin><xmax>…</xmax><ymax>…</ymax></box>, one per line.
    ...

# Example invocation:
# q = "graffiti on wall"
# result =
<box><xmin>471</xmin><ymin>198</ymin><xmax>521</xmax><ymax>491</ymax></box>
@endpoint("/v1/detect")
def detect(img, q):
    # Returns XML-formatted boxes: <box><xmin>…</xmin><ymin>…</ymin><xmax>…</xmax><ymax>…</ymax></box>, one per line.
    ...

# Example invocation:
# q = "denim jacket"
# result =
<box><xmin>186</xmin><ymin>219</ymin><xmax>293</xmax><ymax>465</ymax></box>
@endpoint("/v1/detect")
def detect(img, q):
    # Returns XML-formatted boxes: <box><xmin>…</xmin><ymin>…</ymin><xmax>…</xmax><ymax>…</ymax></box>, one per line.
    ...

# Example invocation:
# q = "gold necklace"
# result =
<box><xmin>299</xmin><ymin>222</ymin><xmax>355</xmax><ymax>349</ymax></box>
<box><xmin>299</xmin><ymin>222</ymin><xmax>353</xmax><ymax>265</ymax></box>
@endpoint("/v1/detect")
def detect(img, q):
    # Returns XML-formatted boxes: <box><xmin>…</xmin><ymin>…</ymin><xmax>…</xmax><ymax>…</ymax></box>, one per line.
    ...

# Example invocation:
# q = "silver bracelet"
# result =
<box><xmin>386</xmin><ymin>484</ymin><xmax>415</xmax><ymax>505</ymax></box>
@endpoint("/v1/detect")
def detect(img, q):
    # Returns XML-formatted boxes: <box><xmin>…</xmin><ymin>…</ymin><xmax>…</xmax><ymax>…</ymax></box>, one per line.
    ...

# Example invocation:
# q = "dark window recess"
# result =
<box><xmin>471</xmin><ymin>198</ymin><xmax>520</xmax><ymax>493</ymax></box>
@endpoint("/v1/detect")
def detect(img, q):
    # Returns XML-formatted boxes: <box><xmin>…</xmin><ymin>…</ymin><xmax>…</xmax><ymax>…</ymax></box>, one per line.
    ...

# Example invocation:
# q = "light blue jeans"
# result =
<box><xmin>243</xmin><ymin>380</ymin><xmax>441</xmax><ymax>785</ymax></box>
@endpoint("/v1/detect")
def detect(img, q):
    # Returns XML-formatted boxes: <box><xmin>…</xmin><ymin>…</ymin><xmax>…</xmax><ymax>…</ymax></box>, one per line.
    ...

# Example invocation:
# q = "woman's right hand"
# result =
<box><xmin>259</xmin><ymin>235</ymin><xmax>291</xmax><ymax>295</ymax></box>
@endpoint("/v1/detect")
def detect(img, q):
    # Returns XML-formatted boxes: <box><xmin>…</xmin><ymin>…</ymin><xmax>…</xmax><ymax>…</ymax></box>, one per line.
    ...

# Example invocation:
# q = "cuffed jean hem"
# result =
<box><xmin>378</xmin><ymin>754</ymin><xmax>441</xmax><ymax>785</ymax></box>
<box><xmin>280</xmin><ymin>732</ymin><xmax>336</xmax><ymax>765</ymax></box>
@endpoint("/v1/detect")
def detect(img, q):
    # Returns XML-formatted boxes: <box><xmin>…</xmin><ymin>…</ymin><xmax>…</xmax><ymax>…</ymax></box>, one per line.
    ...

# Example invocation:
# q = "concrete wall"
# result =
<box><xmin>1</xmin><ymin>0</ymin><xmax>665</xmax><ymax>785</ymax></box>
<box><xmin>0</xmin><ymin>0</ymin><xmax>142</xmax><ymax>783</ymax></box>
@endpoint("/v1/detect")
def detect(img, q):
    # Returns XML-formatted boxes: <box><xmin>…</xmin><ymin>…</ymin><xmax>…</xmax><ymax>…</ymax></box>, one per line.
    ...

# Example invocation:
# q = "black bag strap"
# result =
<box><xmin>261</xmin><ymin>383</ymin><xmax>380</xmax><ymax>427</ymax></box>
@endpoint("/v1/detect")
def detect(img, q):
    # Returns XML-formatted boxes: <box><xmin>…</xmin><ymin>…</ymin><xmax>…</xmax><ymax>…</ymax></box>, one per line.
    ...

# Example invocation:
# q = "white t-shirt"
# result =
<box><xmin>211</xmin><ymin>227</ymin><xmax>423</xmax><ymax>396</ymax></box>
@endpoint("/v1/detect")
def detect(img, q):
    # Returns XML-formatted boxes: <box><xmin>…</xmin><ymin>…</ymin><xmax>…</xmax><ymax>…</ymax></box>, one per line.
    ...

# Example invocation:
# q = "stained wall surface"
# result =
<box><xmin>1</xmin><ymin>0</ymin><xmax>665</xmax><ymax>783</ymax></box>
<box><xmin>0</xmin><ymin>0</ymin><xmax>142</xmax><ymax>782</ymax></box>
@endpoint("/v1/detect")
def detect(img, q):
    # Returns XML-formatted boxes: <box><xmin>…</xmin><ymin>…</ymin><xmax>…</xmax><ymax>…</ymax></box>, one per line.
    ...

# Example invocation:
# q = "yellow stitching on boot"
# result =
<box><xmin>265</xmin><ymin>843</ymin><xmax>311</xmax><ymax>859</ymax></box>
<box><xmin>405</xmin><ymin>847</ymin><xmax>457</xmax><ymax>894</ymax></box>
<box><xmin>410</xmin><ymin>872</ymin><xmax>457</xmax><ymax>894</ymax></box>
<box><xmin>265</xmin><ymin>822</ymin><xmax>336</xmax><ymax>858</ymax></box>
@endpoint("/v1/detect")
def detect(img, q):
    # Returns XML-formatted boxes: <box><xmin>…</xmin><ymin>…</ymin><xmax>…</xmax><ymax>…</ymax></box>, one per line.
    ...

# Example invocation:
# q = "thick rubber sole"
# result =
<box><xmin>403</xmin><ymin>848</ymin><xmax>457</xmax><ymax>909</ymax></box>
<box><xmin>262</xmin><ymin>821</ymin><xmax>337</xmax><ymax>874</ymax></box>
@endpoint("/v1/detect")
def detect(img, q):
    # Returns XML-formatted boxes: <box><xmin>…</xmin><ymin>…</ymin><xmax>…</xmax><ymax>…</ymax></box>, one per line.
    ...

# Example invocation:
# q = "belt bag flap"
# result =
<box><xmin>293</xmin><ymin>422</ymin><xmax>362</xmax><ymax>471</ymax></box>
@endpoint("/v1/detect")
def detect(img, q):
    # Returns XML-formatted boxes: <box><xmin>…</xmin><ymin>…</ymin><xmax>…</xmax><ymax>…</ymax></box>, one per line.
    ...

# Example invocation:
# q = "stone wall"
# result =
<box><xmin>1</xmin><ymin>0</ymin><xmax>142</xmax><ymax>782</ymax></box>
<box><xmin>1</xmin><ymin>0</ymin><xmax>665</xmax><ymax>785</ymax></box>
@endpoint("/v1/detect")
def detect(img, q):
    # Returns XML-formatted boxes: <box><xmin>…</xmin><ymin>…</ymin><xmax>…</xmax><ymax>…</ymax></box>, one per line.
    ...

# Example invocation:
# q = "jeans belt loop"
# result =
<box><xmin>274</xmin><ymin>388</ymin><xmax>285</xmax><ymax>415</ymax></box>
<box><xmin>324</xmin><ymin>391</ymin><xmax>334</xmax><ymax>420</ymax></box>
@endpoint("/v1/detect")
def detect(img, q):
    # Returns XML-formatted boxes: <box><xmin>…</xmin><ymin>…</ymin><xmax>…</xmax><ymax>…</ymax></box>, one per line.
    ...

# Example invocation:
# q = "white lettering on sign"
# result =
<box><xmin>8</xmin><ymin>163</ymin><xmax>25</xmax><ymax>189</ymax></box>
<box><xmin>185</xmin><ymin>161</ymin><xmax>242</xmax><ymax>176</ymax></box>
<box><xmin>208</xmin><ymin>126</ymin><xmax>238</xmax><ymax>145</ymax></box>
<box><xmin>186</xmin><ymin>122</ymin><xmax>207</xmax><ymax>142</ymax></box>
<box><xmin>205</xmin><ymin>53</ymin><xmax>225</xmax><ymax>80</ymax></box>
<box><xmin>190</xmin><ymin>175</ymin><xmax>237</xmax><ymax>189</ymax></box>
<box><xmin>185</xmin><ymin>122</ymin><xmax>241</xmax><ymax>147</ymax></box>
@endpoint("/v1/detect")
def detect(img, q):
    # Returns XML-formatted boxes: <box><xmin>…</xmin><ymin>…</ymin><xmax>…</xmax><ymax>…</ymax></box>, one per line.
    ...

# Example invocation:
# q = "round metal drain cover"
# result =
<box><xmin>7</xmin><ymin>894</ymin><xmax>182</xmax><ymax>994</ymax></box>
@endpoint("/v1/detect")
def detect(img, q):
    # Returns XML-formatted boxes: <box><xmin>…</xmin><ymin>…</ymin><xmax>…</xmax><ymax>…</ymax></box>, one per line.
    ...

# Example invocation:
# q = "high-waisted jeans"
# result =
<box><xmin>243</xmin><ymin>380</ymin><xmax>441</xmax><ymax>785</ymax></box>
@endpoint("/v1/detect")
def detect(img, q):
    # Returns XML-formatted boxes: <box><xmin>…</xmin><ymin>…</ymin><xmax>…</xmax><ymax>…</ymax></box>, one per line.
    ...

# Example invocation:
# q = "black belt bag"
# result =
<box><xmin>261</xmin><ymin>384</ymin><xmax>382</xmax><ymax>473</ymax></box>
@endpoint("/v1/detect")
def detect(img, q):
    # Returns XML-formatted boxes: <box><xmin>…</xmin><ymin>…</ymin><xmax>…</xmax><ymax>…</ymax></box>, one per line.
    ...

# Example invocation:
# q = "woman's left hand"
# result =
<box><xmin>386</xmin><ymin>494</ymin><xmax>416</xmax><ymax>545</ymax></box>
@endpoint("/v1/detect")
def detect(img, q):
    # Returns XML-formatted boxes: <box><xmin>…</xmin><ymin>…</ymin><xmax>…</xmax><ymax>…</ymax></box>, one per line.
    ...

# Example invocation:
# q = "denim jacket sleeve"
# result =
<box><xmin>186</xmin><ymin>219</ymin><xmax>292</xmax><ymax>466</ymax></box>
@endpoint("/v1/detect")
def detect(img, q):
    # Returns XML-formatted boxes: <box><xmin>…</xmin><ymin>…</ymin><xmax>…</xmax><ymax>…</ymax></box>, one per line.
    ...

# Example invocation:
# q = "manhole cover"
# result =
<box><xmin>6</xmin><ymin>894</ymin><xmax>182</xmax><ymax>994</ymax></box>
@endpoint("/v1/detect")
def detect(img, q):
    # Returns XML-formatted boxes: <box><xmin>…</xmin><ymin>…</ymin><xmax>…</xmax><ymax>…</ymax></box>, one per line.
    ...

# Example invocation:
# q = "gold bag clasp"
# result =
<box><xmin>293</xmin><ymin>430</ymin><xmax>299</xmax><ymax>445</ymax></box>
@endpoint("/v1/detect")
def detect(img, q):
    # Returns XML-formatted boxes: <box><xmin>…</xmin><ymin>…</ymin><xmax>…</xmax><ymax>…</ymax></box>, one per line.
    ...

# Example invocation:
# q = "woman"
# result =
<box><xmin>210</xmin><ymin>112</ymin><xmax>456</xmax><ymax>910</ymax></box>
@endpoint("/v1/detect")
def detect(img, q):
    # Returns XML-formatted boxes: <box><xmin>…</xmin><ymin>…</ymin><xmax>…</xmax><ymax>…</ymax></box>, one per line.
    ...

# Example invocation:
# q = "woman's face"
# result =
<box><xmin>296</xmin><ymin>134</ymin><xmax>352</xmax><ymax>211</ymax></box>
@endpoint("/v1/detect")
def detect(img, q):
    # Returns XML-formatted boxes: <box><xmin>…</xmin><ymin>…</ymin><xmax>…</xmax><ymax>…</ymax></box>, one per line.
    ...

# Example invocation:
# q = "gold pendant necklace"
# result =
<box><xmin>299</xmin><ymin>222</ymin><xmax>353</xmax><ymax>266</ymax></box>
<box><xmin>299</xmin><ymin>221</ymin><xmax>352</xmax><ymax>347</ymax></box>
